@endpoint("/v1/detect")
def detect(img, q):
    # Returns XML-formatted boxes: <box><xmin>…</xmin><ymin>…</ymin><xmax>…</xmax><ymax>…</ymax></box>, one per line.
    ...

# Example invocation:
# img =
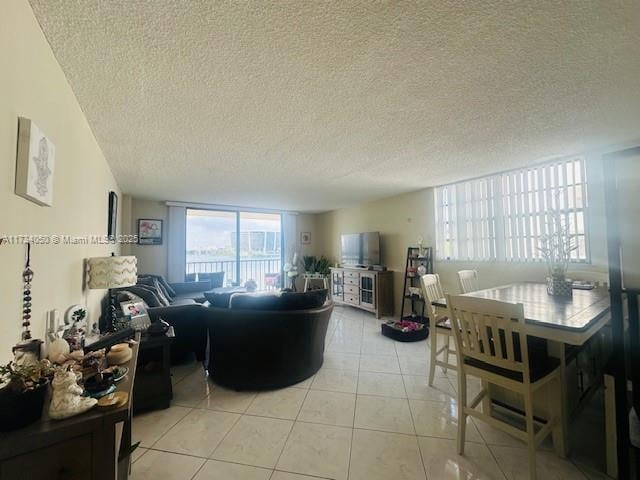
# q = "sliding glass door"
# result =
<box><xmin>185</xmin><ymin>208</ymin><xmax>282</xmax><ymax>290</ymax></box>
<box><xmin>239</xmin><ymin>212</ymin><xmax>282</xmax><ymax>290</ymax></box>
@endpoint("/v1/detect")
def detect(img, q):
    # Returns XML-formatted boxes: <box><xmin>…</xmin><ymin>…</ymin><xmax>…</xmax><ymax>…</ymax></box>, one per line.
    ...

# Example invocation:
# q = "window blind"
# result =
<box><xmin>435</xmin><ymin>157</ymin><xmax>588</xmax><ymax>262</ymax></box>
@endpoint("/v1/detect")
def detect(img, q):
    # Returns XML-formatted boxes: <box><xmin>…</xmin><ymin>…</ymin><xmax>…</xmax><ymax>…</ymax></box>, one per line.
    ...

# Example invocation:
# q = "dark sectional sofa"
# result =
<box><xmin>115</xmin><ymin>274</ymin><xmax>333</xmax><ymax>390</ymax></box>
<box><xmin>206</xmin><ymin>301</ymin><xmax>333</xmax><ymax>390</ymax></box>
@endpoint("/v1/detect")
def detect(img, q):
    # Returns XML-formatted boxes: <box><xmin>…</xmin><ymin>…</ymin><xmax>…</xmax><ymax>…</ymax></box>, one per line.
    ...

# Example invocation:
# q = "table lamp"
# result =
<box><xmin>86</xmin><ymin>254</ymin><xmax>137</xmax><ymax>331</ymax></box>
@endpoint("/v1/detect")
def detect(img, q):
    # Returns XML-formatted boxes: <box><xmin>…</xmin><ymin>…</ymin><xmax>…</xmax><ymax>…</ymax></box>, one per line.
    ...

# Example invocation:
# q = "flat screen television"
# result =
<box><xmin>341</xmin><ymin>232</ymin><xmax>381</xmax><ymax>267</ymax></box>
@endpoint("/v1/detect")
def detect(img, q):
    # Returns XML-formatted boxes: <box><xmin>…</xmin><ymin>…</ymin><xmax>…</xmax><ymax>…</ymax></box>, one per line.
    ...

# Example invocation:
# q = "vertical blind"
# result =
<box><xmin>435</xmin><ymin>157</ymin><xmax>588</xmax><ymax>262</ymax></box>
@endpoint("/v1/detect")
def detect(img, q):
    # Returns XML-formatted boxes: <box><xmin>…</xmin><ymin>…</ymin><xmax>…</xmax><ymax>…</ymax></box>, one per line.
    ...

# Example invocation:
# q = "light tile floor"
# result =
<box><xmin>132</xmin><ymin>305</ymin><xmax>608</xmax><ymax>480</ymax></box>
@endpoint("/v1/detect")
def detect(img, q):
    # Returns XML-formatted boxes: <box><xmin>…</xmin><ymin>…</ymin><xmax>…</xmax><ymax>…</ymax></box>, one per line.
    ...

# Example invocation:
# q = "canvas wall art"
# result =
<box><xmin>15</xmin><ymin>117</ymin><xmax>55</xmax><ymax>206</ymax></box>
<box><xmin>138</xmin><ymin>219</ymin><xmax>163</xmax><ymax>245</ymax></box>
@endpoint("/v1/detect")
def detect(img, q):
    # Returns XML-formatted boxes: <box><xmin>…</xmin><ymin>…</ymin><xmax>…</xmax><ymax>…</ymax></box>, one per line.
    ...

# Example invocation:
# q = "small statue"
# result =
<box><xmin>49</xmin><ymin>368</ymin><xmax>97</xmax><ymax>420</ymax></box>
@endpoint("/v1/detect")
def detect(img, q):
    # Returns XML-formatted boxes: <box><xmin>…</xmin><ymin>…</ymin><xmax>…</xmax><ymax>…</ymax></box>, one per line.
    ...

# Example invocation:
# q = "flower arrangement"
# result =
<box><xmin>537</xmin><ymin>202</ymin><xmax>577</xmax><ymax>296</ymax></box>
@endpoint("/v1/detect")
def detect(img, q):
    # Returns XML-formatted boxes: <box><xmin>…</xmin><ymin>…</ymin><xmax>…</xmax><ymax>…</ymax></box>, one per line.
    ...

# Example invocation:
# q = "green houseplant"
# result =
<box><xmin>0</xmin><ymin>359</ymin><xmax>53</xmax><ymax>431</ymax></box>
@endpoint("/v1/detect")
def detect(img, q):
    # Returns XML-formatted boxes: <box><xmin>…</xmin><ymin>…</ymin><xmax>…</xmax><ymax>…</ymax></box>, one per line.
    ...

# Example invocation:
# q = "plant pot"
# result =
<box><xmin>0</xmin><ymin>379</ymin><xmax>48</xmax><ymax>431</ymax></box>
<box><xmin>546</xmin><ymin>276</ymin><xmax>573</xmax><ymax>298</ymax></box>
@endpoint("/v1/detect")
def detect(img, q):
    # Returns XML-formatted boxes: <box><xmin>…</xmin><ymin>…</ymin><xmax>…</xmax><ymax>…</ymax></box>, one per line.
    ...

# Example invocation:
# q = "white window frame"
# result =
<box><xmin>435</xmin><ymin>157</ymin><xmax>590</xmax><ymax>263</ymax></box>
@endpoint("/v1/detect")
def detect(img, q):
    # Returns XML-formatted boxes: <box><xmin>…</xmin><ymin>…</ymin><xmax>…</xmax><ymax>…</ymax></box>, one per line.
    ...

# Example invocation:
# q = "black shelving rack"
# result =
<box><xmin>399</xmin><ymin>246</ymin><xmax>433</xmax><ymax>324</ymax></box>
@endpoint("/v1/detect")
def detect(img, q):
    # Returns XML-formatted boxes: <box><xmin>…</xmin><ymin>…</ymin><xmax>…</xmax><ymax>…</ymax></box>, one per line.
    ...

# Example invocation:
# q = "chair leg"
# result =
<box><xmin>457</xmin><ymin>370</ymin><xmax>467</xmax><ymax>455</ymax></box>
<box><xmin>442</xmin><ymin>335</ymin><xmax>450</xmax><ymax>374</ymax></box>
<box><xmin>429</xmin><ymin>327</ymin><xmax>437</xmax><ymax>386</ymax></box>
<box><xmin>551</xmin><ymin>376</ymin><xmax>566</xmax><ymax>457</ymax></box>
<box><xmin>524</xmin><ymin>390</ymin><xmax>537</xmax><ymax>480</ymax></box>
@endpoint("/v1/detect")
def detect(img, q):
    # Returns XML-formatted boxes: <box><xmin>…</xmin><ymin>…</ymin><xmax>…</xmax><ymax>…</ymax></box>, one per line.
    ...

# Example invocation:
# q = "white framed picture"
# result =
<box><xmin>120</xmin><ymin>300</ymin><xmax>151</xmax><ymax>331</ymax></box>
<box><xmin>15</xmin><ymin>117</ymin><xmax>55</xmax><ymax>206</ymax></box>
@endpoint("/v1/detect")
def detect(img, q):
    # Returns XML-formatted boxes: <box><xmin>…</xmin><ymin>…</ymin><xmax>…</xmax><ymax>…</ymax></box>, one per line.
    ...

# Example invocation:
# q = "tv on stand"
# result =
<box><xmin>340</xmin><ymin>232</ymin><xmax>381</xmax><ymax>268</ymax></box>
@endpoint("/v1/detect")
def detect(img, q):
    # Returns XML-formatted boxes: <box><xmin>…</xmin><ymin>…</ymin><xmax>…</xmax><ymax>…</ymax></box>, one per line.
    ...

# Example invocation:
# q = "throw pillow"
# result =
<box><xmin>124</xmin><ymin>285</ymin><xmax>163</xmax><ymax>307</ymax></box>
<box><xmin>279</xmin><ymin>289</ymin><xmax>328</xmax><ymax>310</ymax></box>
<box><xmin>154</xmin><ymin>275</ymin><xmax>177</xmax><ymax>297</ymax></box>
<box><xmin>138</xmin><ymin>275</ymin><xmax>174</xmax><ymax>301</ymax></box>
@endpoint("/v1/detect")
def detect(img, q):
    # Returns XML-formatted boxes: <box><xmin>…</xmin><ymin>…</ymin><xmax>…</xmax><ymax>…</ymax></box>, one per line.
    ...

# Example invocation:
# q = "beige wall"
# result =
<box><xmin>316</xmin><ymin>188</ymin><xmax>434</xmax><ymax>314</ymax></box>
<box><xmin>125</xmin><ymin>198</ymin><xmax>169</xmax><ymax>277</ymax></box>
<box><xmin>316</xmin><ymin>155</ymin><xmax>610</xmax><ymax>316</ymax></box>
<box><xmin>0</xmin><ymin>0</ymin><xmax>122</xmax><ymax>361</ymax></box>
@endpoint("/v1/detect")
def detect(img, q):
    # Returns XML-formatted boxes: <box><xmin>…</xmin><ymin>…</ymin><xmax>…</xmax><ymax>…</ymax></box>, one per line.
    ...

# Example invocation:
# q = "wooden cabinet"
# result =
<box><xmin>330</xmin><ymin>267</ymin><xmax>393</xmax><ymax>318</ymax></box>
<box><xmin>0</xmin><ymin>338</ymin><xmax>140</xmax><ymax>480</ymax></box>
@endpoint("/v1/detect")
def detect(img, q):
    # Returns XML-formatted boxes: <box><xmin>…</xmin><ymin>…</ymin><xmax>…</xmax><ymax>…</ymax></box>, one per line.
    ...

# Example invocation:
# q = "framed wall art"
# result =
<box><xmin>108</xmin><ymin>191</ymin><xmax>118</xmax><ymax>238</ymax></box>
<box><xmin>15</xmin><ymin>117</ymin><xmax>55</xmax><ymax>206</ymax></box>
<box><xmin>301</xmin><ymin>232</ymin><xmax>311</xmax><ymax>245</ymax></box>
<box><xmin>138</xmin><ymin>219</ymin><xmax>163</xmax><ymax>245</ymax></box>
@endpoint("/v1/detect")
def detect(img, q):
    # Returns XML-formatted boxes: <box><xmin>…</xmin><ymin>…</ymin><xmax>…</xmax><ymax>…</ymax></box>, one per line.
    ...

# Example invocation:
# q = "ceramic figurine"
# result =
<box><xmin>49</xmin><ymin>368</ymin><xmax>97</xmax><ymax>420</ymax></box>
<box><xmin>48</xmin><ymin>337</ymin><xmax>70</xmax><ymax>364</ymax></box>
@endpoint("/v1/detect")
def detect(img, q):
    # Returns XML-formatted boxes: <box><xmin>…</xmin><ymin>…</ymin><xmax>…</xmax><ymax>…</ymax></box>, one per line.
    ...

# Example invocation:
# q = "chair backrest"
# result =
<box><xmin>446</xmin><ymin>294</ymin><xmax>531</xmax><ymax>381</ymax></box>
<box><xmin>457</xmin><ymin>270</ymin><xmax>479</xmax><ymax>293</ymax></box>
<box><xmin>420</xmin><ymin>274</ymin><xmax>445</xmax><ymax>320</ymax></box>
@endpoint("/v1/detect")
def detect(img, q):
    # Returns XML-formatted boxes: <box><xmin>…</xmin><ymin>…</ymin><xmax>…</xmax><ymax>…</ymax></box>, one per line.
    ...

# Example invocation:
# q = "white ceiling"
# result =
<box><xmin>29</xmin><ymin>1</ymin><xmax>640</xmax><ymax>212</ymax></box>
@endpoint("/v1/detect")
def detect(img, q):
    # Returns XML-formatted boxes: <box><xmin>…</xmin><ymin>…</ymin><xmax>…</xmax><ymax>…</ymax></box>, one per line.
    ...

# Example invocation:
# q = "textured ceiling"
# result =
<box><xmin>29</xmin><ymin>1</ymin><xmax>640</xmax><ymax>212</ymax></box>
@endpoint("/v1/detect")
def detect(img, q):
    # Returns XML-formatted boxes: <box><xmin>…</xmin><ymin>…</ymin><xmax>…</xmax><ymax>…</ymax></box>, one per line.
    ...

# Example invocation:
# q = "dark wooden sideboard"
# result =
<box><xmin>0</xmin><ymin>338</ymin><xmax>140</xmax><ymax>480</ymax></box>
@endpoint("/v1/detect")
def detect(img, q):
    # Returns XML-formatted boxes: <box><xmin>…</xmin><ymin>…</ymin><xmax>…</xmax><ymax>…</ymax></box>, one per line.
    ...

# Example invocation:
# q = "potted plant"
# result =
<box><xmin>315</xmin><ymin>256</ymin><xmax>331</xmax><ymax>276</ymax></box>
<box><xmin>537</xmin><ymin>206</ymin><xmax>577</xmax><ymax>297</ymax></box>
<box><xmin>0</xmin><ymin>359</ymin><xmax>53</xmax><ymax>431</ymax></box>
<box><xmin>302</xmin><ymin>255</ymin><xmax>317</xmax><ymax>274</ymax></box>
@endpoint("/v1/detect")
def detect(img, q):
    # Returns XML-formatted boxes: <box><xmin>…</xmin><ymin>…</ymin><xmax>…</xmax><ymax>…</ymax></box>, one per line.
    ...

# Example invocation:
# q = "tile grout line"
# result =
<box><xmin>347</xmin><ymin>312</ymin><xmax>366</xmax><ymax>480</ymax></box>
<box><xmin>270</xmin><ymin>359</ymin><xmax>315</xmax><ymax>475</ymax></box>
<box><xmin>393</xmin><ymin>321</ymin><xmax>430</xmax><ymax>479</ymax></box>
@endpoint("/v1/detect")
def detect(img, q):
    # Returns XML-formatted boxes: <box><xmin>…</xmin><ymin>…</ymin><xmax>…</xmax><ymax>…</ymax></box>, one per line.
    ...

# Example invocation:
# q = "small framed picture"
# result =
<box><xmin>120</xmin><ymin>300</ymin><xmax>151</xmax><ymax>331</ymax></box>
<box><xmin>301</xmin><ymin>232</ymin><xmax>311</xmax><ymax>245</ymax></box>
<box><xmin>138</xmin><ymin>219</ymin><xmax>163</xmax><ymax>245</ymax></box>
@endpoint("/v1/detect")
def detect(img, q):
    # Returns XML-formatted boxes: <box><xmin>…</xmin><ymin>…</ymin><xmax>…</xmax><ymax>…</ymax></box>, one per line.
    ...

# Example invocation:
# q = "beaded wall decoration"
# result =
<box><xmin>22</xmin><ymin>242</ymin><xmax>34</xmax><ymax>341</ymax></box>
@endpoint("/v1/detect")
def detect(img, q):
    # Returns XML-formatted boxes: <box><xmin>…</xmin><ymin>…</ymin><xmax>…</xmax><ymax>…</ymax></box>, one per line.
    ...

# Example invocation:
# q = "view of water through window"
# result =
<box><xmin>186</xmin><ymin>209</ymin><xmax>282</xmax><ymax>290</ymax></box>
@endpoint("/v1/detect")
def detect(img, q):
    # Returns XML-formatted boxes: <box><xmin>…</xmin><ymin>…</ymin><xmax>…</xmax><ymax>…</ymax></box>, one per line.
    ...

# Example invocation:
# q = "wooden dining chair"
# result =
<box><xmin>447</xmin><ymin>294</ymin><xmax>562</xmax><ymax>480</ymax></box>
<box><xmin>420</xmin><ymin>274</ymin><xmax>456</xmax><ymax>385</ymax></box>
<box><xmin>457</xmin><ymin>269</ymin><xmax>479</xmax><ymax>293</ymax></box>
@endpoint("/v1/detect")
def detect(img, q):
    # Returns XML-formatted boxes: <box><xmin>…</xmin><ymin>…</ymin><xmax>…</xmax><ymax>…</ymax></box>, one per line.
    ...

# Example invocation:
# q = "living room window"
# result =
<box><xmin>435</xmin><ymin>157</ymin><xmax>589</xmax><ymax>262</ymax></box>
<box><xmin>185</xmin><ymin>209</ymin><xmax>283</xmax><ymax>289</ymax></box>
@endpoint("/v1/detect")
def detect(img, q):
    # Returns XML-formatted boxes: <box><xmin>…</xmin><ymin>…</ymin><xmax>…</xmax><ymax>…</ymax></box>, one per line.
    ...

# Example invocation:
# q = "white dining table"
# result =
<box><xmin>433</xmin><ymin>281</ymin><xmax>611</xmax><ymax>457</ymax></box>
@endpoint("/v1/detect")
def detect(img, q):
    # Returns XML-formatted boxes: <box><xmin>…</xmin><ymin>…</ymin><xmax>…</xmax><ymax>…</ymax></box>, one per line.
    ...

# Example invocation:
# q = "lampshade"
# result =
<box><xmin>86</xmin><ymin>255</ymin><xmax>137</xmax><ymax>289</ymax></box>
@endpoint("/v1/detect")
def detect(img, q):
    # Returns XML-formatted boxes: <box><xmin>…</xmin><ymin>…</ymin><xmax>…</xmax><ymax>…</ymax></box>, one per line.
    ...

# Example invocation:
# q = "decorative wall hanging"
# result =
<box><xmin>107</xmin><ymin>191</ymin><xmax>118</xmax><ymax>238</ymax></box>
<box><xmin>21</xmin><ymin>243</ymin><xmax>34</xmax><ymax>341</ymax></box>
<box><xmin>138</xmin><ymin>219</ymin><xmax>163</xmax><ymax>245</ymax></box>
<box><xmin>300</xmin><ymin>232</ymin><xmax>311</xmax><ymax>245</ymax></box>
<box><xmin>12</xmin><ymin>243</ymin><xmax>44</xmax><ymax>365</ymax></box>
<box><xmin>15</xmin><ymin>117</ymin><xmax>55</xmax><ymax>206</ymax></box>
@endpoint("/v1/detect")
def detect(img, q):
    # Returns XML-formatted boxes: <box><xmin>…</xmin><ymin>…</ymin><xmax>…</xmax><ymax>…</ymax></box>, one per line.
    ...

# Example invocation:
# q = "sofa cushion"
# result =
<box><xmin>229</xmin><ymin>292</ymin><xmax>282</xmax><ymax>310</ymax></box>
<box><xmin>227</xmin><ymin>290</ymin><xmax>328</xmax><ymax>311</ymax></box>
<box><xmin>171</xmin><ymin>298</ymin><xmax>198</xmax><ymax>306</ymax></box>
<box><xmin>279</xmin><ymin>289</ymin><xmax>328</xmax><ymax>310</ymax></box>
